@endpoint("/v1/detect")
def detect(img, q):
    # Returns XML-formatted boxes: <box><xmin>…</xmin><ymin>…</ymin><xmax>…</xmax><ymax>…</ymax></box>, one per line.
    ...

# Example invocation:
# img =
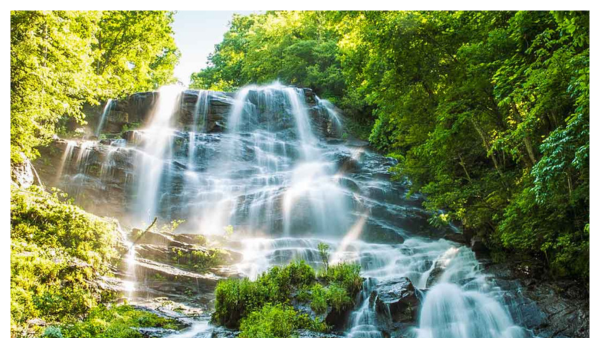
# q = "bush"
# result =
<box><xmin>239</xmin><ymin>304</ymin><xmax>327</xmax><ymax>338</ymax></box>
<box><xmin>309</xmin><ymin>284</ymin><xmax>328</xmax><ymax>315</ymax></box>
<box><xmin>213</xmin><ymin>278</ymin><xmax>269</xmax><ymax>328</ymax></box>
<box><xmin>320</xmin><ymin>262</ymin><xmax>362</xmax><ymax>296</ymax></box>
<box><xmin>325</xmin><ymin>283</ymin><xmax>353</xmax><ymax>312</ymax></box>
<box><xmin>213</xmin><ymin>260</ymin><xmax>361</xmax><ymax>330</ymax></box>
<box><xmin>11</xmin><ymin>186</ymin><xmax>121</xmax><ymax>336</ymax></box>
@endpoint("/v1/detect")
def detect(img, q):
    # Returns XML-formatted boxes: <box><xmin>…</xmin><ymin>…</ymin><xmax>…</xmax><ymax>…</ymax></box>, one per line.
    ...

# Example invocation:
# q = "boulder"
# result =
<box><xmin>373</xmin><ymin>277</ymin><xmax>420</xmax><ymax>324</ymax></box>
<box><xmin>425</xmin><ymin>261</ymin><xmax>445</xmax><ymax>288</ymax></box>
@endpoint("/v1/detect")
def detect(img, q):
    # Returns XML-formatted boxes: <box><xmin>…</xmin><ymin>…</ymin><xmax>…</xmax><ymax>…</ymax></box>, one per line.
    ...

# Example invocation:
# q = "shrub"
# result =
<box><xmin>213</xmin><ymin>278</ymin><xmax>269</xmax><ymax>328</ymax></box>
<box><xmin>320</xmin><ymin>262</ymin><xmax>362</xmax><ymax>296</ymax></box>
<box><xmin>309</xmin><ymin>284</ymin><xmax>328</xmax><ymax>315</ymax></box>
<box><xmin>326</xmin><ymin>283</ymin><xmax>353</xmax><ymax>312</ymax></box>
<box><xmin>11</xmin><ymin>186</ymin><xmax>121</xmax><ymax>336</ymax></box>
<box><xmin>239</xmin><ymin>304</ymin><xmax>327</xmax><ymax>338</ymax></box>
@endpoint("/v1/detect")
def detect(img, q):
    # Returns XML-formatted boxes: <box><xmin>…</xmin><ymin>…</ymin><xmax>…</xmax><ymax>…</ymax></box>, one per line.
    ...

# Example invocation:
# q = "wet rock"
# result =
<box><xmin>443</xmin><ymin>232</ymin><xmax>467</xmax><ymax>245</ymax></box>
<box><xmin>470</xmin><ymin>236</ymin><xmax>487</xmax><ymax>252</ymax></box>
<box><xmin>346</xmin><ymin>138</ymin><xmax>370</xmax><ymax>148</ymax></box>
<box><xmin>373</xmin><ymin>277</ymin><xmax>420</xmax><ymax>324</ymax></box>
<box><xmin>425</xmin><ymin>261</ymin><xmax>445</xmax><ymax>288</ymax></box>
<box><xmin>211</xmin><ymin>325</ymin><xmax>239</xmax><ymax>338</ymax></box>
<box><xmin>138</xmin><ymin>327</ymin><xmax>180</xmax><ymax>338</ymax></box>
<box><xmin>484</xmin><ymin>261</ymin><xmax>588</xmax><ymax>338</ymax></box>
<box><xmin>297</xmin><ymin>329</ymin><xmax>344</xmax><ymax>338</ymax></box>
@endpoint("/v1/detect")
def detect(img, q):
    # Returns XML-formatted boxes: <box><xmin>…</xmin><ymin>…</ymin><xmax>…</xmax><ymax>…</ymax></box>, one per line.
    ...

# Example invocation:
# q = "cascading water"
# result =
<box><xmin>50</xmin><ymin>83</ymin><xmax>541</xmax><ymax>338</ymax></box>
<box><xmin>95</xmin><ymin>99</ymin><xmax>114</xmax><ymax>137</ymax></box>
<box><xmin>134</xmin><ymin>84</ymin><xmax>184</xmax><ymax>223</ymax></box>
<box><xmin>188</xmin><ymin>90</ymin><xmax>210</xmax><ymax>169</ymax></box>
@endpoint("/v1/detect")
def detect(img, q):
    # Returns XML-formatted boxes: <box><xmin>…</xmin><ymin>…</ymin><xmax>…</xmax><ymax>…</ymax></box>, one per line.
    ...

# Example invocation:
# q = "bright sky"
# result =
<box><xmin>172</xmin><ymin>11</ymin><xmax>257</xmax><ymax>86</ymax></box>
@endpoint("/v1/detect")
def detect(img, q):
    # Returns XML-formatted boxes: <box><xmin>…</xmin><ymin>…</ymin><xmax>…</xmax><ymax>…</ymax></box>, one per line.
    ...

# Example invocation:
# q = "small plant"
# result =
<box><xmin>317</xmin><ymin>242</ymin><xmax>330</xmax><ymax>273</ymax></box>
<box><xmin>224</xmin><ymin>224</ymin><xmax>234</xmax><ymax>238</ymax></box>
<box><xmin>159</xmin><ymin>219</ymin><xmax>184</xmax><ymax>233</ymax></box>
<box><xmin>42</xmin><ymin>327</ymin><xmax>63</xmax><ymax>338</ymax></box>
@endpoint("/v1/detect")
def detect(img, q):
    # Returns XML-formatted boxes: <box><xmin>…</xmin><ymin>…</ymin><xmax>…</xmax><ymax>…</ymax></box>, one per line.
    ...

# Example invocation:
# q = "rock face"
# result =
<box><xmin>118</xmin><ymin>229</ymin><xmax>242</xmax><ymax>307</ymax></box>
<box><xmin>34</xmin><ymin>87</ymin><xmax>436</xmax><ymax>239</ymax></box>
<box><xmin>484</xmin><ymin>261</ymin><xmax>589</xmax><ymax>338</ymax></box>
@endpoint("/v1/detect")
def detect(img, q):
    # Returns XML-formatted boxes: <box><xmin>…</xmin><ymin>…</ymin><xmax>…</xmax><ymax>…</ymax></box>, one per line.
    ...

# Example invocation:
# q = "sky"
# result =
<box><xmin>172</xmin><ymin>11</ymin><xmax>256</xmax><ymax>86</ymax></box>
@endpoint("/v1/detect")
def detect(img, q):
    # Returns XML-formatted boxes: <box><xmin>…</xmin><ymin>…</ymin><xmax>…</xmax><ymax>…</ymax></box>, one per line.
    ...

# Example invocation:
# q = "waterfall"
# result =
<box><xmin>49</xmin><ymin>83</ymin><xmax>540</xmax><ymax>338</ymax></box>
<box><xmin>416</xmin><ymin>283</ymin><xmax>527</xmax><ymax>338</ymax></box>
<box><xmin>54</xmin><ymin>140</ymin><xmax>76</xmax><ymax>185</ymax></box>
<box><xmin>95</xmin><ymin>99</ymin><xmax>114</xmax><ymax>137</ymax></box>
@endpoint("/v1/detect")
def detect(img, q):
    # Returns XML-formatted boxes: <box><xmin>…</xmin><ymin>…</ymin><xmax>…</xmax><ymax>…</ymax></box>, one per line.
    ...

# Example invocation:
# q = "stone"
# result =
<box><xmin>470</xmin><ymin>236</ymin><xmax>487</xmax><ymax>252</ymax></box>
<box><xmin>373</xmin><ymin>277</ymin><xmax>420</xmax><ymax>324</ymax></box>
<box><xmin>443</xmin><ymin>232</ymin><xmax>467</xmax><ymax>244</ymax></box>
<box><xmin>11</xmin><ymin>153</ymin><xmax>39</xmax><ymax>188</ymax></box>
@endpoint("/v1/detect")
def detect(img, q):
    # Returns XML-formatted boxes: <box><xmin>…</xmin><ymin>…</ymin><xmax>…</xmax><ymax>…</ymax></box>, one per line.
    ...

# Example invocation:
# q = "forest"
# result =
<box><xmin>10</xmin><ymin>9</ymin><xmax>589</xmax><ymax>338</ymax></box>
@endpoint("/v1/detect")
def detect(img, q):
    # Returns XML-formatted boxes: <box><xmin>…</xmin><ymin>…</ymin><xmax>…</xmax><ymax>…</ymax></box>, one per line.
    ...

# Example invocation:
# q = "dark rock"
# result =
<box><xmin>138</xmin><ymin>327</ymin><xmax>179</xmax><ymax>338</ymax></box>
<box><xmin>470</xmin><ymin>236</ymin><xmax>487</xmax><ymax>252</ymax></box>
<box><xmin>425</xmin><ymin>261</ymin><xmax>445</xmax><ymax>288</ymax></box>
<box><xmin>297</xmin><ymin>329</ymin><xmax>344</xmax><ymax>338</ymax></box>
<box><xmin>443</xmin><ymin>232</ymin><xmax>467</xmax><ymax>245</ymax></box>
<box><xmin>211</xmin><ymin>325</ymin><xmax>239</xmax><ymax>338</ymax></box>
<box><xmin>346</xmin><ymin>138</ymin><xmax>370</xmax><ymax>148</ymax></box>
<box><xmin>373</xmin><ymin>277</ymin><xmax>420</xmax><ymax>324</ymax></box>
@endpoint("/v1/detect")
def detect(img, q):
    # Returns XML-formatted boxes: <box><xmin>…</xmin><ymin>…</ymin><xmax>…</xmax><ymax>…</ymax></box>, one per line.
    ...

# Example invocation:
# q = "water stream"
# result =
<box><xmin>54</xmin><ymin>83</ymin><xmax>537</xmax><ymax>338</ymax></box>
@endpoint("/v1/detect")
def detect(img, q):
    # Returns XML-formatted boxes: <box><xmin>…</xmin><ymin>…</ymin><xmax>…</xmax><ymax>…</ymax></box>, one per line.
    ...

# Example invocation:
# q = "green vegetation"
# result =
<box><xmin>11</xmin><ymin>186</ymin><xmax>121</xmax><ymax>336</ymax></box>
<box><xmin>47</xmin><ymin>305</ymin><xmax>182</xmax><ymax>338</ymax></box>
<box><xmin>11</xmin><ymin>10</ymin><xmax>180</xmax><ymax>163</ymax></box>
<box><xmin>213</xmin><ymin>260</ymin><xmax>361</xmax><ymax>334</ymax></box>
<box><xmin>193</xmin><ymin>11</ymin><xmax>589</xmax><ymax>280</ymax></box>
<box><xmin>169</xmin><ymin>246</ymin><xmax>229</xmax><ymax>273</ymax></box>
<box><xmin>239</xmin><ymin>304</ymin><xmax>327</xmax><ymax>338</ymax></box>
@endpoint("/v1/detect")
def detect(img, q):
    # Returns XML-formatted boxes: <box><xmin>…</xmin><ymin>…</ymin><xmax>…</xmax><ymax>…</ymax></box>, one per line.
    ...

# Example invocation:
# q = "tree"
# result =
<box><xmin>10</xmin><ymin>10</ymin><xmax>180</xmax><ymax>163</ymax></box>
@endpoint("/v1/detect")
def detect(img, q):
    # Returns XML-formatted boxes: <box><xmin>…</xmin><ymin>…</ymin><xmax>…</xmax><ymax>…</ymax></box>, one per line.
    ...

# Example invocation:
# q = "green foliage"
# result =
<box><xmin>10</xmin><ymin>10</ymin><xmax>179</xmax><ymax>163</ymax></box>
<box><xmin>239</xmin><ymin>304</ymin><xmax>327</xmax><ymax>338</ymax></box>
<box><xmin>11</xmin><ymin>186</ymin><xmax>121</xmax><ymax>336</ymax></box>
<box><xmin>198</xmin><ymin>10</ymin><xmax>589</xmax><ymax>279</ymax></box>
<box><xmin>56</xmin><ymin>305</ymin><xmax>181</xmax><ymax>338</ymax></box>
<box><xmin>320</xmin><ymin>262</ymin><xmax>363</xmax><ymax>296</ymax></box>
<box><xmin>317</xmin><ymin>242</ymin><xmax>330</xmax><ymax>272</ymax></box>
<box><xmin>213</xmin><ymin>260</ymin><xmax>361</xmax><ymax>330</ymax></box>
<box><xmin>308</xmin><ymin>284</ymin><xmax>327</xmax><ymax>315</ymax></box>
